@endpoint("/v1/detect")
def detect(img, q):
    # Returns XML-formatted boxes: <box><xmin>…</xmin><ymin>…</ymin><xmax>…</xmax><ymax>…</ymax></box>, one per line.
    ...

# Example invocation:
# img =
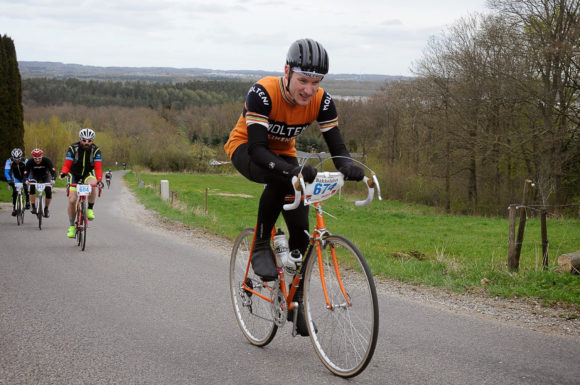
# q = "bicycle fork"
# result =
<box><xmin>310</xmin><ymin>202</ymin><xmax>352</xmax><ymax>311</ymax></box>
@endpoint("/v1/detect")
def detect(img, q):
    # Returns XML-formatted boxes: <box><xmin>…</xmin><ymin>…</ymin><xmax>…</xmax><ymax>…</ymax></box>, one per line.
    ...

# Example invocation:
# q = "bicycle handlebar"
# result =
<box><xmin>356</xmin><ymin>173</ymin><xmax>381</xmax><ymax>207</ymax></box>
<box><xmin>283</xmin><ymin>171</ymin><xmax>382</xmax><ymax>211</ymax></box>
<box><xmin>27</xmin><ymin>181</ymin><xmax>53</xmax><ymax>193</ymax></box>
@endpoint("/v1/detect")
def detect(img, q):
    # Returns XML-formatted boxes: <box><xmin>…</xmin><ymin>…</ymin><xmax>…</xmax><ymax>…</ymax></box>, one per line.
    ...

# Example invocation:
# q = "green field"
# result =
<box><xmin>123</xmin><ymin>172</ymin><xmax>579</xmax><ymax>307</ymax></box>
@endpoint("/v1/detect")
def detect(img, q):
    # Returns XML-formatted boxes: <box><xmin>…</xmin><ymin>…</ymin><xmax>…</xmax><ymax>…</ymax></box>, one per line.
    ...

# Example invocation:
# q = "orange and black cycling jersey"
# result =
<box><xmin>224</xmin><ymin>76</ymin><xmax>338</xmax><ymax>159</ymax></box>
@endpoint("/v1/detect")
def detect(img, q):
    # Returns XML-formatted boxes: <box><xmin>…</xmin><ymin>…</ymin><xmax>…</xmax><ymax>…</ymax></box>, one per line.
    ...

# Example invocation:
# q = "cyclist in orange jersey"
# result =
<box><xmin>224</xmin><ymin>38</ymin><xmax>364</xmax><ymax>335</ymax></box>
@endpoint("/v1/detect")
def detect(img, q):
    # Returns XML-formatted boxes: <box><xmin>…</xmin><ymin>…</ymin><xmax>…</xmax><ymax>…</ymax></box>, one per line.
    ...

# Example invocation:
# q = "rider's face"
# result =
<box><xmin>285</xmin><ymin>66</ymin><xmax>321</xmax><ymax>106</ymax></box>
<box><xmin>81</xmin><ymin>139</ymin><xmax>93</xmax><ymax>149</ymax></box>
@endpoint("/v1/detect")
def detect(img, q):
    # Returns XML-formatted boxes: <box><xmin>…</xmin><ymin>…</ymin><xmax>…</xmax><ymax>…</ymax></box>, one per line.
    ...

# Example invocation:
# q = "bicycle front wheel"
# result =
<box><xmin>81</xmin><ymin>201</ymin><xmax>87</xmax><ymax>251</ymax></box>
<box><xmin>229</xmin><ymin>227</ymin><xmax>277</xmax><ymax>346</ymax></box>
<box><xmin>37</xmin><ymin>195</ymin><xmax>43</xmax><ymax>230</ymax></box>
<box><xmin>76</xmin><ymin>201</ymin><xmax>83</xmax><ymax>247</ymax></box>
<box><xmin>304</xmin><ymin>235</ymin><xmax>379</xmax><ymax>378</ymax></box>
<box><xmin>16</xmin><ymin>194</ymin><xmax>23</xmax><ymax>226</ymax></box>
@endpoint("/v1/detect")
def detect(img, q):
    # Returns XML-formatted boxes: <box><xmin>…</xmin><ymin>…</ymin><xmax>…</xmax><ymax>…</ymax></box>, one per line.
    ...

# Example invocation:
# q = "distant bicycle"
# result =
<box><xmin>28</xmin><ymin>180</ymin><xmax>52</xmax><ymax>230</ymax></box>
<box><xmin>68</xmin><ymin>182</ymin><xmax>101</xmax><ymax>251</ymax></box>
<box><xmin>12</xmin><ymin>182</ymin><xmax>26</xmax><ymax>226</ymax></box>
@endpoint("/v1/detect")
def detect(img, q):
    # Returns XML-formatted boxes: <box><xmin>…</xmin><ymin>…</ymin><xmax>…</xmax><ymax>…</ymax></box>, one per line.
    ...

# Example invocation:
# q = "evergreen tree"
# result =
<box><xmin>0</xmin><ymin>35</ymin><xmax>24</xmax><ymax>170</ymax></box>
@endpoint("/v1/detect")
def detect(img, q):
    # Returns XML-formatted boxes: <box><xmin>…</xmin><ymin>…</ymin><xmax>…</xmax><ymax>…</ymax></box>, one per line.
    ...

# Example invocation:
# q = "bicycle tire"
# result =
<box><xmin>16</xmin><ymin>193</ymin><xmax>23</xmax><ymax>226</ymax></box>
<box><xmin>76</xmin><ymin>201</ymin><xmax>83</xmax><ymax>247</ymax></box>
<box><xmin>76</xmin><ymin>225</ymin><xmax>82</xmax><ymax>246</ymax></box>
<box><xmin>229</xmin><ymin>227</ymin><xmax>277</xmax><ymax>346</ymax></box>
<box><xmin>37</xmin><ymin>195</ymin><xmax>43</xmax><ymax>230</ymax></box>
<box><xmin>81</xmin><ymin>201</ymin><xmax>87</xmax><ymax>251</ymax></box>
<box><xmin>304</xmin><ymin>234</ymin><xmax>379</xmax><ymax>378</ymax></box>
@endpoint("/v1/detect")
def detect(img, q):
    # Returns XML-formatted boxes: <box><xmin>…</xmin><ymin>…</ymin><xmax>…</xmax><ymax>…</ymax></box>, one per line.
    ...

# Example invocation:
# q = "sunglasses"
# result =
<box><xmin>34</xmin><ymin>157</ymin><xmax>43</xmax><ymax>160</ymax></box>
<box><xmin>81</xmin><ymin>139</ymin><xmax>93</xmax><ymax>143</ymax></box>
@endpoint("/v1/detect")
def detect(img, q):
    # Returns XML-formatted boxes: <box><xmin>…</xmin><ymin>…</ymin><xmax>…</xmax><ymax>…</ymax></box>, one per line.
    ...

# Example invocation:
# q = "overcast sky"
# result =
<box><xmin>1</xmin><ymin>0</ymin><xmax>492</xmax><ymax>76</ymax></box>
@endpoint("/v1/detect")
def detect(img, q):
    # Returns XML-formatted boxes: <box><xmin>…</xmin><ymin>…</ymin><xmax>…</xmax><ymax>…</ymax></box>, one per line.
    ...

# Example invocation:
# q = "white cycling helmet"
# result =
<box><xmin>11</xmin><ymin>148</ymin><xmax>23</xmax><ymax>159</ymax></box>
<box><xmin>79</xmin><ymin>128</ymin><xmax>96</xmax><ymax>141</ymax></box>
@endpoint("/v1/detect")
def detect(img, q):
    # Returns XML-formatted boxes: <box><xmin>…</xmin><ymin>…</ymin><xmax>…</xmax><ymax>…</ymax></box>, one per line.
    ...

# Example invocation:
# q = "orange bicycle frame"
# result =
<box><xmin>240</xmin><ymin>198</ymin><xmax>352</xmax><ymax>315</ymax></box>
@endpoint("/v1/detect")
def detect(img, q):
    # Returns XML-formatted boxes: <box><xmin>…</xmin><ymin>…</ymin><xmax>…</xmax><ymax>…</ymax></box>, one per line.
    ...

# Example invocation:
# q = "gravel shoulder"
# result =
<box><xmin>118</xmin><ymin>181</ymin><xmax>577</xmax><ymax>340</ymax></box>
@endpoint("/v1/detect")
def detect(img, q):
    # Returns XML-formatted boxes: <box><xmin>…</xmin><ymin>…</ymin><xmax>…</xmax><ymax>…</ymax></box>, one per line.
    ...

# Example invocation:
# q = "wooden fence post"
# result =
<box><xmin>205</xmin><ymin>187</ymin><xmax>209</xmax><ymax>215</ymax></box>
<box><xmin>508</xmin><ymin>179</ymin><xmax>533</xmax><ymax>271</ymax></box>
<box><xmin>507</xmin><ymin>204</ymin><xmax>517</xmax><ymax>266</ymax></box>
<box><xmin>541</xmin><ymin>210</ymin><xmax>549</xmax><ymax>270</ymax></box>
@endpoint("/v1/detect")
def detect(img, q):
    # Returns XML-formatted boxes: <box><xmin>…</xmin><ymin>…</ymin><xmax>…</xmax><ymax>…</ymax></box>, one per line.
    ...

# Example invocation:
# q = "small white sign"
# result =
<box><xmin>304</xmin><ymin>172</ymin><xmax>344</xmax><ymax>203</ymax></box>
<box><xmin>77</xmin><ymin>184</ymin><xmax>92</xmax><ymax>196</ymax></box>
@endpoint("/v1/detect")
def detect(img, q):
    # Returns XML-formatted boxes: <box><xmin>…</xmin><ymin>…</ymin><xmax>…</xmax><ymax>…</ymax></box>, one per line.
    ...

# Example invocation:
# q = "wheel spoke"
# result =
<box><xmin>229</xmin><ymin>228</ymin><xmax>277</xmax><ymax>346</ymax></box>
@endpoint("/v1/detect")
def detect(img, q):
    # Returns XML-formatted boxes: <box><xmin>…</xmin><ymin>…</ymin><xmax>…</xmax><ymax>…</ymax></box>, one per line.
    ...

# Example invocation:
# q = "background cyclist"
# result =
<box><xmin>105</xmin><ymin>169</ymin><xmax>112</xmax><ymax>187</ymax></box>
<box><xmin>4</xmin><ymin>148</ymin><xmax>30</xmax><ymax>216</ymax></box>
<box><xmin>25</xmin><ymin>148</ymin><xmax>56</xmax><ymax>218</ymax></box>
<box><xmin>59</xmin><ymin>128</ymin><xmax>104</xmax><ymax>238</ymax></box>
<box><xmin>224</xmin><ymin>38</ymin><xmax>364</xmax><ymax>336</ymax></box>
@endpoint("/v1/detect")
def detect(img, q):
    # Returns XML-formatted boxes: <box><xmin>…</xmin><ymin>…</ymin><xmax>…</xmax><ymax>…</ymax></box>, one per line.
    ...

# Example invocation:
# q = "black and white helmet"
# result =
<box><xmin>286</xmin><ymin>38</ymin><xmax>329</xmax><ymax>78</ymax></box>
<box><xmin>79</xmin><ymin>128</ymin><xmax>96</xmax><ymax>141</ymax></box>
<box><xmin>11</xmin><ymin>148</ymin><xmax>23</xmax><ymax>159</ymax></box>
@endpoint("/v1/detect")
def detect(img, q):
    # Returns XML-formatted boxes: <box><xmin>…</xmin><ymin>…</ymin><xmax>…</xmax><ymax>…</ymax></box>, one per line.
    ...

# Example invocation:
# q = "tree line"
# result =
<box><xmin>6</xmin><ymin>0</ymin><xmax>579</xmax><ymax>217</ymax></box>
<box><xmin>336</xmin><ymin>0</ymin><xmax>579</xmax><ymax>216</ymax></box>
<box><xmin>23</xmin><ymin>77</ymin><xmax>252</xmax><ymax>109</ymax></box>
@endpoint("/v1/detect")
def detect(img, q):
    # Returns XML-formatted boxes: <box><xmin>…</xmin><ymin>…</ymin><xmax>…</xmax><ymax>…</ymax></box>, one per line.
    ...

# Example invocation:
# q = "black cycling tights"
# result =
<box><xmin>232</xmin><ymin>143</ymin><xmax>310</xmax><ymax>254</ymax></box>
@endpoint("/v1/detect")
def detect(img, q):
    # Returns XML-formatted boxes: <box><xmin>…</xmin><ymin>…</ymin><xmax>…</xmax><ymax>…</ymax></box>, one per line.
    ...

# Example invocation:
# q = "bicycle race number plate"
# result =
<box><xmin>77</xmin><ymin>184</ymin><xmax>92</xmax><ymax>196</ymax></box>
<box><xmin>14</xmin><ymin>183</ymin><xmax>23</xmax><ymax>190</ymax></box>
<box><xmin>304</xmin><ymin>172</ymin><xmax>345</xmax><ymax>203</ymax></box>
<box><xmin>37</xmin><ymin>184</ymin><xmax>45</xmax><ymax>192</ymax></box>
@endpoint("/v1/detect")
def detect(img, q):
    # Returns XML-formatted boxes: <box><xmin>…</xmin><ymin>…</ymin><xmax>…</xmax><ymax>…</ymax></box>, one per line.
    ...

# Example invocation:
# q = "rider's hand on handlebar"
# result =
<box><xmin>292</xmin><ymin>164</ymin><xmax>317</xmax><ymax>183</ymax></box>
<box><xmin>59</xmin><ymin>172</ymin><xmax>67</xmax><ymax>179</ymax></box>
<box><xmin>339</xmin><ymin>164</ymin><xmax>365</xmax><ymax>181</ymax></box>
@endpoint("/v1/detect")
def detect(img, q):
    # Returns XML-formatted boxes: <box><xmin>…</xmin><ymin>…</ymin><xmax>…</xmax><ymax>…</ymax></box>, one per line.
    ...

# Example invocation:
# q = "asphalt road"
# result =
<box><xmin>1</xmin><ymin>173</ymin><xmax>578</xmax><ymax>384</ymax></box>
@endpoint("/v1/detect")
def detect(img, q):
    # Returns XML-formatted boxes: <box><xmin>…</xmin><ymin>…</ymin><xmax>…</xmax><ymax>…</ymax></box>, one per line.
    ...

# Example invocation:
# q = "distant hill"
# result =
<box><xmin>18</xmin><ymin>61</ymin><xmax>410</xmax><ymax>97</ymax></box>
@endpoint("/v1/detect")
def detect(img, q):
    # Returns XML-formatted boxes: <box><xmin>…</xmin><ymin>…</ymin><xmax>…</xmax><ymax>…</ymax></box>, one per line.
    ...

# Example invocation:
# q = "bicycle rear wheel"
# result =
<box><xmin>304</xmin><ymin>235</ymin><xmax>379</xmax><ymax>378</ymax></box>
<box><xmin>229</xmin><ymin>227</ymin><xmax>277</xmax><ymax>346</ymax></box>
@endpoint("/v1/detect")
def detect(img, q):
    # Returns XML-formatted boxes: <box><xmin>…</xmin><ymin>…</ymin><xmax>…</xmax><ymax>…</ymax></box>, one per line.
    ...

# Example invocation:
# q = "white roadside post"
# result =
<box><xmin>160</xmin><ymin>180</ymin><xmax>169</xmax><ymax>201</ymax></box>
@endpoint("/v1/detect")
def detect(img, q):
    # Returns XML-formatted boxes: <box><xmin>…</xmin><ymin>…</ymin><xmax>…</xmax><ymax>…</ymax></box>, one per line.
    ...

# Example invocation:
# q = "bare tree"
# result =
<box><xmin>489</xmin><ymin>0</ymin><xmax>580</xmax><ymax>208</ymax></box>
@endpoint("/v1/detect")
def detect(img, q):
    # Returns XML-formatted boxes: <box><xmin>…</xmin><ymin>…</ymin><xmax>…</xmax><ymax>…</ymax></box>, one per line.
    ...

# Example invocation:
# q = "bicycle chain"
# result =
<box><xmin>270</xmin><ymin>283</ymin><xmax>287</xmax><ymax>327</ymax></box>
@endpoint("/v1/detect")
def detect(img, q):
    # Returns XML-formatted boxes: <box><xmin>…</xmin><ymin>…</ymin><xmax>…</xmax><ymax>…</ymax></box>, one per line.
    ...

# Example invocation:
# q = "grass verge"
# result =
<box><xmin>124</xmin><ymin>171</ymin><xmax>579</xmax><ymax>307</ymax></box>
